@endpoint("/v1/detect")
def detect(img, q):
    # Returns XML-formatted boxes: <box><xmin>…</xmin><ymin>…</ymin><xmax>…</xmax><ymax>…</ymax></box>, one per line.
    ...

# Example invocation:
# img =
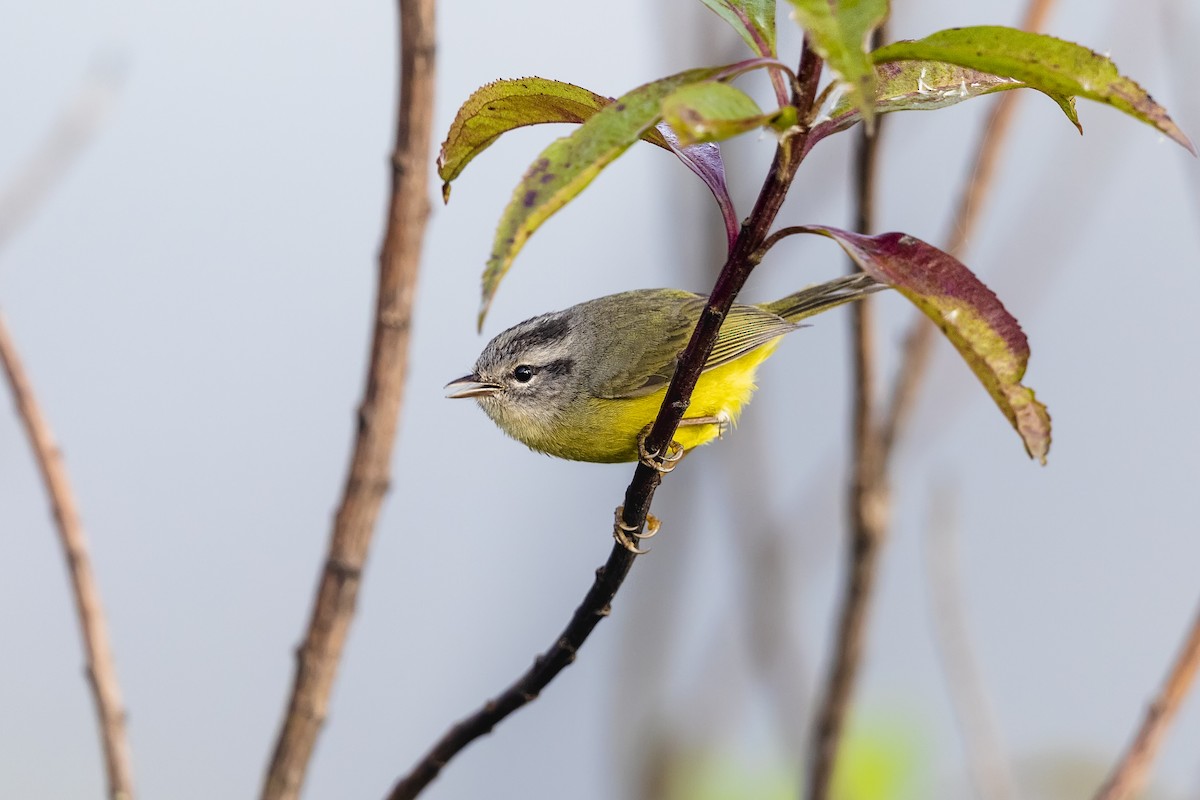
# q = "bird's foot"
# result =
<box><xmin>613</xmin><ymin>506</ymin><xmax>661</xmax><ymax>554</ymax></box>
<box><xmin>637</xmin><ymin>426</ymin><xmax>685</xmax><ymax>473</ymax></box>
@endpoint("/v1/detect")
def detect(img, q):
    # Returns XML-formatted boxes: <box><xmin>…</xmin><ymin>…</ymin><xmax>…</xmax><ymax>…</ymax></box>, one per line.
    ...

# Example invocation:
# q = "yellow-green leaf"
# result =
<box><xmin>479</xmin><ymin>67</ymin><xmax>722</xmax><ymax>328</ymax></box>
<box><xmin>806</xmin><ymin>60</ymin><xmax>1080</xmax><ymax>152</ymax></box>
<box><xmin>872</xmin><ymin>26</ymin><xmax>1195</xmax><ymax>154</ymax></box>
<box><xmin>661</xmin><ymin>81</ymin><xmax>794</xmax><ymax>146</ymax></box>
<box><xmin>438</xmin><ymin>78</ymin><xmax>672</xmax><ymax>202</ymax></box>
<box><xmin>786</xmin><ymin>0</ymin><xmax>889</xmax><ymax>128</ymax></box>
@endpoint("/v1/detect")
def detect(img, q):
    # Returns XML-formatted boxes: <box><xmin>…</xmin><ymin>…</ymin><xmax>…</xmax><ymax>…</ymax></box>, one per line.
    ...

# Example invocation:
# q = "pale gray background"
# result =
<box><xmin>1</xmin><ymin>0</ymin><xmax>1198</xmax><ymax>798</ymax></box>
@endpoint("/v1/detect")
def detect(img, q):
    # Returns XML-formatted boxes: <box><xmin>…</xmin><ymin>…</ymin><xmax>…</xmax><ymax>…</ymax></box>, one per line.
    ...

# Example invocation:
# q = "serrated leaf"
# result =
<box><xmin>438</xmin><ymin>78</ymin><xmax>672</xmax><ymax>202</ymax></box>
<box><xmin>799</xmin><ymin>226</ymin><xmax>1051</xmax><ymax>463</ymax></box>
<box><xmin>786</xmin><ymin>0</ymin><xmax>889</xmax><ymax>128</ymax></box>
<box><xmin>872</xmin><ymin>26</ymin><xmax>1196</xmax><ymax>154</ymax></box>
<box><xmin>699</xmin><ymin>0</ymin><xmax>777</xmax><ymax>57</ymax></box>
<box><xmin>479</xmin><ymin>67</ymin><xmax>723</xmax><ymax>328</ymax></box>
<box><xmin>661</xmin><ymin>81</ymin><xmax>795</xmax><ymax>146</ymax></box>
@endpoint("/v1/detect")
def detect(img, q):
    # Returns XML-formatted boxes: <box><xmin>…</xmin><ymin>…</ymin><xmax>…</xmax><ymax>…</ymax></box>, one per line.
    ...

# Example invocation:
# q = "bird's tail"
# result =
<box><xmin>762</xmin><ymin>273</ymin><xmax>886</xmax><ymax>322</ymax></box>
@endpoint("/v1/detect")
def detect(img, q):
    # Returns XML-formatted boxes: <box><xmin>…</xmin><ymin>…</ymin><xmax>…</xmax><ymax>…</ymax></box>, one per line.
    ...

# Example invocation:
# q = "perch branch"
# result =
<box><xmin>385</xmin><ymin>41</ymin><xmax>827</xmax><ymax>800</ymax></box>
<box><xmin>0</xmin><ymin>312</ymin><xmax>135</xmax><ymax>800</ymax></box>
<box><xmin>259</xmin><ymin>1</ymin><xmax>437</xmax><ymax>798</ymax></box>
<box><xmin>1093</xmin><ymin>599</ymin><xmax>1200</xmax><ymax>800</ymax></box>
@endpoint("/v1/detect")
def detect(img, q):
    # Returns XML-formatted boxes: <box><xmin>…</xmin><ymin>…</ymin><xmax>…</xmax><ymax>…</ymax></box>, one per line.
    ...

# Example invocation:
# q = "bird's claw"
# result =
<box><xmin>613</xmin><ymin>506</ymin><xmax>661</xmax><ymax>554</ymax></box>
<box><xmin>637</xmin><ymin>428</ymin><xmax>685</xmax><ymax>473</ymax></box>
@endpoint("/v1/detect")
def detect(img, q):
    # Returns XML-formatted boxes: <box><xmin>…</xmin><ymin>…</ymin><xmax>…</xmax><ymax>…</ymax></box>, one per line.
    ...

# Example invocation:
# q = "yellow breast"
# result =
<box><xmin>537</xmin><ymin>339</ymin><xmax>782</xmax><ymax>462</ymax></box>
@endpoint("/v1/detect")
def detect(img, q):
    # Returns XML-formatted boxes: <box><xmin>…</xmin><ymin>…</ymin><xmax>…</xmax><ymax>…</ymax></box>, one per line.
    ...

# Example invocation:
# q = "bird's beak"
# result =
<box><xmin>445</xmin><ymin>374</ymin><xmax>503</xmax><ymax>399</ymax></box>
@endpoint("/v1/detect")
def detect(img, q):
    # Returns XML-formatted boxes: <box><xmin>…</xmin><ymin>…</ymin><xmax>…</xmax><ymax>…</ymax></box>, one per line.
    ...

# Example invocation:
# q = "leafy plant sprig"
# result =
<box><xmin>393</xmin><ymin>1</ymin><xmax>1193</xmax><ymax>796</ymax></box>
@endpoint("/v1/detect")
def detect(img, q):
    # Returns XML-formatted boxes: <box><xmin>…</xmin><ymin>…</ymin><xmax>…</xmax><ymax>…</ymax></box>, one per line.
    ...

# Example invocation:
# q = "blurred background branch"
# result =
<box><xmin>805</xmin><ymin>21</ymin><xmax>889</xmax><ymax>796</ymax></box>
<box><xmin>925</xmin><ymin>486</ymin><xmax>1017</xmax><ymax>800</ymax></box>
<box><xmin>0</xmin><ymin>62</ymin><xmax>133</xmax><ymax>800</ymax></box>
<box><xmin>259</xmin><ymin>1</ymin><xmax>436</xmax><ymax>797</ymax></box>
<box><xmin>1093</xmin><ymin>599</ymin><xmax>1200</xmax><ymax>800</ymax></box>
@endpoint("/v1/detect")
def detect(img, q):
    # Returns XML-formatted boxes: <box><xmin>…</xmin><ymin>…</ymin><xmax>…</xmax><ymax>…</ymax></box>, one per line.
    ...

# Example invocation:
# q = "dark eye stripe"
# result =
<box><xmin>538</xmin><ymin>358</ymin><xmax>574</xmax><ymax>377</ymax></box>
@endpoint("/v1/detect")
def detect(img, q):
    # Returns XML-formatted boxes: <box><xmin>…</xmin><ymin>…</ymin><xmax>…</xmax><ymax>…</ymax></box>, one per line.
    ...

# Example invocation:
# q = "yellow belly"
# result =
<box><xmin>540</xmin><ymin>340</ymin><xmax>781</xmax><ymax>463</ymax></box>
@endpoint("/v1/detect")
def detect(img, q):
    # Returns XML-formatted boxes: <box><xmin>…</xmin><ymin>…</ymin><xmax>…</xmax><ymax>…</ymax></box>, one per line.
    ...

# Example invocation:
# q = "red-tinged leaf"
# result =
<box><xmin>437</xmin><ymin>78</ymin><xmax>673</xmax><ymax>202</ymax></box>
<box><xmin>655</xmin><ymin>123</ymin><xmax>739</xmax><ymax>251</ymax></box>
<box><xmin>798</xmin><ymin>226</ymin><xmax>1051</xmax><ymax>463</ymax></box>
<box><xmin>786</xmin><ymin>0</ymin><xmax>889</xmax><ymax>129</ymax></box>
<box><xmin>699</xmin><ymin>0</ymin><xmax>777</xmax><ymax>57</ymax></box>
<box><xmin>479</xmin><ymin>67</ymin><xmax>725</xmax><ymax>328</ymax></box>
<box><xmin>804</xmin><ymin>59</ymin><xmax>1079</xmax><ymax>155</ymax></box>
<box><xmin>873</xmin><ymin>27</ymin><xmax>1196</xmax><ymax>154</ymax></box>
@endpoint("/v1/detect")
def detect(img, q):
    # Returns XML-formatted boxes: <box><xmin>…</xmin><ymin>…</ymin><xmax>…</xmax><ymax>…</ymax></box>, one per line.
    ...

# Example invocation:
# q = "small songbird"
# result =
<box><xmin>446</xmin><ymin>272</ymin><xmax>883</xmax><ymax>465</ymax></box>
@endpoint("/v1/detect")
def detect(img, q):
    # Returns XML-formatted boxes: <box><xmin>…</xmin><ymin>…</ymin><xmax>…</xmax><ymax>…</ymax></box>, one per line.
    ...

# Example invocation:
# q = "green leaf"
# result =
<box><xmin>786</xmin><ymin>0</ymin><xmax>889</xmax><ymax>128</ymax></box>
<box><xmin>438</xmin><ymin>78</ymin><xmax>672</xmax><ymax>202</ymax></box>
<box><xmin>661</xmin><ymin>81</ymin><xmax>795</xmax><ymax>146</ymax></box>
<box><xmin>872</xmin><ymin>26</ymin><xmax>1196</xmax><ymax>154</ymax></box>
<box><xmin>479</xmin><ymin>67</ymin><xmax>723</xmax><ymax>328</ymax></box>
<box><xmin>699</xmin><ymin>0</ymin><xmax>777</xmax><ymax>57</ymax></box>
<box><xmin>806</xmin><ymin>60</ymin><xmax>1078</xmax><ymax>151</ymax></box>
<box><xmin>799</xmin><ymin>226</ymin><xmax>1051</xmax><ymax>463</ymax></box>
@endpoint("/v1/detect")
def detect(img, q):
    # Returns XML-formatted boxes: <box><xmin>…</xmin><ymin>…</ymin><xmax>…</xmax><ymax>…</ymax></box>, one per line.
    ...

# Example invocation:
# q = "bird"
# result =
<box><xmin>446</xmin><ymin>272</ymin><xmax>883</xmax><ymax>467</ymax></box>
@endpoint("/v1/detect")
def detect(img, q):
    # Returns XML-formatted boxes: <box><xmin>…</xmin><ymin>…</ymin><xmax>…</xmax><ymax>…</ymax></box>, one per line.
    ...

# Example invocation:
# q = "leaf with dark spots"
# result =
<box><xmin>872</xmin><ymin>27</ymin><xmax>1196</xmax><ymax>154</ymax></box>
<box><xmin>438</xmin><ymin>78</ymin><xmax>675</xmax><ymax>202</ymax></box>
<box><xmin>796</xmin><ymin>225</ymin><xmax>1051</xmax><ymax>463</ymax></box>
<box><xmin>478</xmin><ymin>67</ymin><xmax>727</xmax><ymax>328</ymax></box>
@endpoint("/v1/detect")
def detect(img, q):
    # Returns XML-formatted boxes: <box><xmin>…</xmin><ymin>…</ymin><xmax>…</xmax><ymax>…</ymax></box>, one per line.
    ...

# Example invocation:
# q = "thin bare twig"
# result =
<box><xmin>881</xmin><ymin>0</ymin><xmax>1057</xmax><ymax>455</ymax></box>
<box><xmin>0</xmin><ymin>312</ymin><xmax>135</xmax><ymax>800</ymax></box>
<box><xmin>1093</xmin><ymin>600</ymin><xmax>1200</xmax><ymax>800</ymax></box>
<box><xmin>925</xmin><ymin>487</ymin><xmax>1017</xmax><ymax>800</ymax></box>
<box><xmin>386</xmin><ymin>41</ymin><xmax>828</xmax><ymax>800</ymax></box>
<box><xmin>259</xmin><ymin>2</ymin><xmax>436</xmax><ymax>798</ymax></box>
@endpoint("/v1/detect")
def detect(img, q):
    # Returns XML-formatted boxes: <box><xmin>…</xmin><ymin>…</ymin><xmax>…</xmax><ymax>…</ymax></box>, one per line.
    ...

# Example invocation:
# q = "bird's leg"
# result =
<box><xmin>678</xmin><ymin>410</ymin><xmax>733</xmax><ymax>439</ymax></box>
<box><xmin>613</xmin><ymin>505</ymin><xmax>661</xmax><ymax>554</ymax></box>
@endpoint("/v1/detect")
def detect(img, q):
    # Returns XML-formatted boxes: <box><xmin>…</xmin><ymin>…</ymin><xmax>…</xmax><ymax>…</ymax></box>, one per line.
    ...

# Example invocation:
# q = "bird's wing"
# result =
<box><xmin>595</xmin><ymin>294</ymin><xmax>795</xmax><ymax>399</ymax></box>
<box><xmin>705</xmin><ymin>303</ymin><xmax>798</xmax><ymax>369</ymax></box>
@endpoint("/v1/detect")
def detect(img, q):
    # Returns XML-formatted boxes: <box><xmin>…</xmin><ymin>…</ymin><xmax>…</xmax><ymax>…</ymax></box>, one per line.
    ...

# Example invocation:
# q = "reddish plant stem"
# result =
<box><xmin>0</xmin><ymin>311</ymin><xmax>136</xmax><ymax>800</ymax></box>
<box><xmin>259</xmin><ymin>2</ymin><xmax>436</xmax><ymax>798</ymax></box>
<box><xmin>1093</xmin><ymin>600</ymin><xmax>1200</xmax><ymax>800</ymax></box>
<box><xmin>385</xmin><ymin>41</ymin><xmax>827</xmax><ymax>800</ymax></box>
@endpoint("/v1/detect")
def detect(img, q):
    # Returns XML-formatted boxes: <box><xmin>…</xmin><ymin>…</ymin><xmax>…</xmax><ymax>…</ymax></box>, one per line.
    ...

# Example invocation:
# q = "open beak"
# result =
<box><xmin>445</xmin><ymin>374</ymin><xmax>503</xmax><ymax>399</ymax></box>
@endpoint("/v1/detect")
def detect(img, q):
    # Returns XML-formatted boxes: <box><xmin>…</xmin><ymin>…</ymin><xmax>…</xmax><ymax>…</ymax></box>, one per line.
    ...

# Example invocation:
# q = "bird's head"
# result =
<box><xmin>446</xmin><ymin>310</ymin><xmax>582</xmax><ymax>438</ymax></box>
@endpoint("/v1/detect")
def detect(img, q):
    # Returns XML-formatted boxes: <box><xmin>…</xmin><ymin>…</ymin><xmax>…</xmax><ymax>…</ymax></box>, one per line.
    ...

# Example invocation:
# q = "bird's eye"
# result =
<box><xmin>513</xmin><ymin>365</ymin><xmax>535</xmax><ymax>383</ymax></box>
